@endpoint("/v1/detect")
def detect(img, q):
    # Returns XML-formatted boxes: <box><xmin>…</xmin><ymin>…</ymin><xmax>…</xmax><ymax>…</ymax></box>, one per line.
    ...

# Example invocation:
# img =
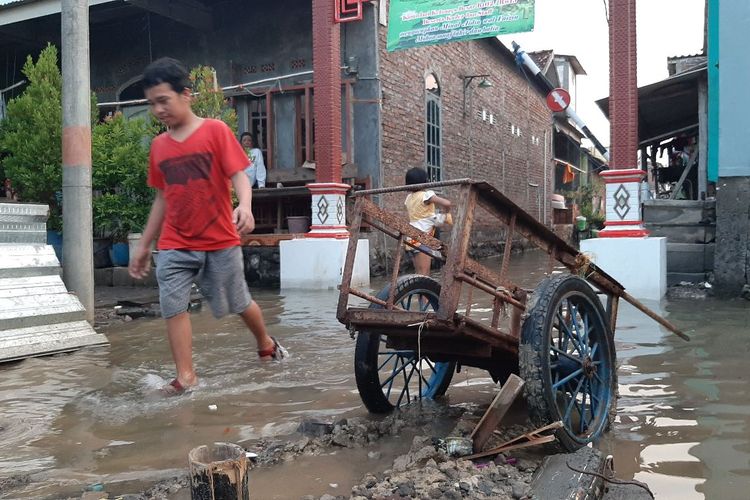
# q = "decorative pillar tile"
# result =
<box><xmin>306</xmin><ymin>183</ymin><xmax>351</xmax><ymax>239</ymax></box>
<box><xmin>599</xmin><ymin>169</ymin><xmax>649</xmax><ymax>237</ymax></box>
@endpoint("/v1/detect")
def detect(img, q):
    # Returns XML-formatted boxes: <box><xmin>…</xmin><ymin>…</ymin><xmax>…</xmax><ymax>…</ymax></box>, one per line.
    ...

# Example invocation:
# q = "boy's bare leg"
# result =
<box><xmin>166</xmin><ymin>312</ymin><xmax>198</xmax><ymax>387</ymax></box>
<box><xmin>239</xmin><ymin>300</ymin><xmax>275</xmax><ymax>354</ymax></box>
<box><xmin>412</xmin><ymin>252</ymin><xmax>433</xmax><ymax>309</ymax></box>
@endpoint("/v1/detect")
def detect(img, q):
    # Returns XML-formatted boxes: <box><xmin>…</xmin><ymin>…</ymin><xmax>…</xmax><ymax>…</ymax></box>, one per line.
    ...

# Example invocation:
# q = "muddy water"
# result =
<box><xmin>601</xmin><ymin>297</ymin><xmax>750</xmax><ymax>499</ymax></box>
<box><xmin>1</xmin><ymin>251</ymin><xmax>749</xmax><ymax>499</ymax></box>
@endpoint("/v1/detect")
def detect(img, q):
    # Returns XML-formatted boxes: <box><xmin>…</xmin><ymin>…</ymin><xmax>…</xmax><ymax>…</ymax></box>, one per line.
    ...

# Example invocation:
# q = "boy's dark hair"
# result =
<box><xmin>240</xmin><ymin>132</ymin><xmax>253</xmax><ymax>141</ymax></box>
<box><xmin>142</xmin><ymin>57</ymin><xmax>192</xmax><ymax>93</ymax></box>
<box><xmin>405</xmin><ymin>167</ymin><xmax>428</xmax><ymax>187</ymax></box>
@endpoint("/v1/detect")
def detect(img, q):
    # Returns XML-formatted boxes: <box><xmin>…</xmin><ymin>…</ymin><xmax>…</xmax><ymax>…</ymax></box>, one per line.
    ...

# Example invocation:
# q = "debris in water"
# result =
<box><xmin>208</xmin><ymin>404</ymin><xmax>218</xmax><ymax>411</ymax></box>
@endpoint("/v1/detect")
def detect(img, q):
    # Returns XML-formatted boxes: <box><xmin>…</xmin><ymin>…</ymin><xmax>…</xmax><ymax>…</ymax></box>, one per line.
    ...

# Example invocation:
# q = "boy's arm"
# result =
<box><xmin>129</xmin><ymin>190</ymin><xmax>165</xmax><ymax>279</ymax></box>
<box><xmin>231</xmin><ymin>170</ymin><xmax>255</xmax><ymax>234</ymax></box>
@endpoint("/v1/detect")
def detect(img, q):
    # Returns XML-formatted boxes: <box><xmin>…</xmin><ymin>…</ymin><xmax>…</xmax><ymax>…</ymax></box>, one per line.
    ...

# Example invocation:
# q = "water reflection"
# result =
<box><xmin>603</xmin><ymin>298</ymin><xmax>750</xmax><ymax>499</ymax></box>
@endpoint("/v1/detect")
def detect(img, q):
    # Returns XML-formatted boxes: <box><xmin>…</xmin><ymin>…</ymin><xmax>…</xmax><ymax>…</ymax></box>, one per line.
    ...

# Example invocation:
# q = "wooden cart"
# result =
<box><xmin>337</xmin><ymin>179</ymin><xmax>688</xmax><ymax>451</ymax></box>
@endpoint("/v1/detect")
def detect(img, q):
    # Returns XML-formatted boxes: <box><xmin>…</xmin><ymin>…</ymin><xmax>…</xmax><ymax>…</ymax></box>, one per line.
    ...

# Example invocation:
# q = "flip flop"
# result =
<box><xmin>257</xmin><ymin>337</ymin><xmax>288</xmax><ymax>361</ymax></box>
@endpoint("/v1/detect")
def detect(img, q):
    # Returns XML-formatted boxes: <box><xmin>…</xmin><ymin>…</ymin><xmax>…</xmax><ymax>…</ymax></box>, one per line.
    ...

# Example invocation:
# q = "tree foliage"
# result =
<box><xmin>189</xmin><ymin>65</ymin><xmax>238</xmax><ymax>133</ymax></box>
<box><xmin>0</xmin><ymin>45</ymin><xmax>64</xmax><ymax>230</ymax></box>
<box><xmin>0</xmin><ymin>44</ymin><xmax>97</xmax><ymax>231</ymax></box>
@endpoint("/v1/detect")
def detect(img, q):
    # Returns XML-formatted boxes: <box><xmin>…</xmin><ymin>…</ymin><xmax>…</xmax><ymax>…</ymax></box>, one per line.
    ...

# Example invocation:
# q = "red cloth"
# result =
<box><xmin>562</xmin><ymin>164</ymin><xmax>575</xmax><ymax>184</ymax></box>
<box><xmin>148</xmin><ymin>119</ymin><xmax>248</xmax><ymax>251</ymax></box>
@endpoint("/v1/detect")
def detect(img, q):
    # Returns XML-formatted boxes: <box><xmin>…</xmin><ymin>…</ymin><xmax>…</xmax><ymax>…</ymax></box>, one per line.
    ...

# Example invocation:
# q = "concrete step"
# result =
<box><xmin>0</xmin><ymin>244</ymin><xmax>61</xmax><ymax>278</ymax></box>
<box><xmin>0</xmin><ymin>320</ymin><xmax>108</xmax><ymax>363</ymax></box>
<box><xmin>644</xmin><ymin>222</ymin><xmax>715</xmax><ymax>244</ymax></box>
<box><xmin>668</xmin><ymin>272</ymin><xmax>708</xmax><ymax>286</ymax></box>
<box><xmin>643</xmin><ymin>199</ymin><xmax>715</xmax><ymax>225</ymax></box>
<box><xmin>0</xmin><ymin>203</ymin><xmax>48</xmax><ymax>244</ymax></box>
<box><xmin>667</xmin><ymin>243</ymin><xmax>715</xmax><ymax>273</ymax></box>
<box><xmin>0</xmin><ymin>288</ymin><xmax>86</xmax><ymax>331</ymax></box>
<box><xmin>0</xmin><ymin>275</ymin><xmax>68</xmax><ymax>299</ymax></box>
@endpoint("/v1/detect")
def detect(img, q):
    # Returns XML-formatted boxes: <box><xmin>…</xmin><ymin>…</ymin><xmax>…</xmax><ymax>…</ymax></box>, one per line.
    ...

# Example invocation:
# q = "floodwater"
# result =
<box><xmin>0</xmin><ymin>251</ymin><xmax>749</xmax><ymax>499</ymax></box>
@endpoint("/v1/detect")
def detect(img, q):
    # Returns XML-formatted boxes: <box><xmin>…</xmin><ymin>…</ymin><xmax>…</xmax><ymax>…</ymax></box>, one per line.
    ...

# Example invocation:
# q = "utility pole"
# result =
<box><xmin>61</xmin><ymin>0</ymin><xmax>94</xmax><ymax>322</ymax></box>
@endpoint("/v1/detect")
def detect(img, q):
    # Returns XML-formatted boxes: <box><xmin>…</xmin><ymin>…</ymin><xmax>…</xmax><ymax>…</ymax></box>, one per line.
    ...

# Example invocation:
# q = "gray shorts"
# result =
<box><xmin>155</xmin><ymin>247</ymin><xmax>252</xmax><ymax>319</ymax></box>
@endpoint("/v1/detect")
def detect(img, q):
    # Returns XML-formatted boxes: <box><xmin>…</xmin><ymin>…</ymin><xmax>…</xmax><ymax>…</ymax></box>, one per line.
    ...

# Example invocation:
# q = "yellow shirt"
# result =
<box><xmin>405</xmin><ymin>190</ymin><xmax>437</xmax><ymax>231</ymax></box>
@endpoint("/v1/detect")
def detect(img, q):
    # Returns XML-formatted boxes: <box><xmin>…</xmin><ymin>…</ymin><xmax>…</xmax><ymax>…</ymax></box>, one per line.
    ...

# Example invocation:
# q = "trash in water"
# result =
<box><xmin>208</xmin><ymin>404</ymin><xmax>218</xmax><ymax>411</ymax></box>
<box><xmin>441</xmin><ymin>437</ymin><xmax>473</xmax><ymax>457</ymax></box>
<box><xmin>86</xmin><ymin>483</ymin><xmax>105</xmax><ymax>492</ymax></box>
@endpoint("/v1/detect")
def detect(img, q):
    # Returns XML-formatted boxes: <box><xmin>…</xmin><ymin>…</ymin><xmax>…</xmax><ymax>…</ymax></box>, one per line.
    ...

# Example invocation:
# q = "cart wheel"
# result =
<box><xmin>355</xmin><ymin>275</ymin><xmax>456</xmax><ymax>413</ymax></box>
<box><xmin>519</xmin><ymin>274</ymin><xmax>617</xmax><ymax>452</ymax></box>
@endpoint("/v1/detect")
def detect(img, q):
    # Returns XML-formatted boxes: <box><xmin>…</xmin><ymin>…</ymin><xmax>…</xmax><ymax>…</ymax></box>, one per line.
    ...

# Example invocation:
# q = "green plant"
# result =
<box><xmin>0</xmin><ymin>44</ymin><xmax>97</xmax><ymax>231</ymax></box>
<box><xmin>92</xmin><ymin>112</ymin><xmax>156</xmax><ymax>240</ymax></box>
<box><xmin>566</xmin><ymin>178</ymin><xmax>606</xmax><ymax>229</ymax></box>
<box><xmin>189</xmin><ymin>65</ymin><xmax>238</xmax><ymax>132</ymax></box>
<box><xmin>0</xmin><ymin>45</ymin><xmax>63</xmax><ymax>229</ymax></box>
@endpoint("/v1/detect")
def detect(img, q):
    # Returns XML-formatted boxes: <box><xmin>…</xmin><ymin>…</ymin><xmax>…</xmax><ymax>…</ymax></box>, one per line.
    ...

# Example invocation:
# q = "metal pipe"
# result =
<box><xmin>61</xmin><ymin>0</ymin><xmax>94</xmax><ymax>322</ymax></box>
<box><xmin>512</xmin><ymin>41</ymin><xmax>610</xmax><ymax>161</ymax></box>
<box><xmin>455</xmin><ymin>273</ymin><xmax>525</xmax><ymax>310</ymax></box>
<box><xmin>354</xmin><ymin>178</ymin><xmax>473</xmax><ymax>196</ymax></box>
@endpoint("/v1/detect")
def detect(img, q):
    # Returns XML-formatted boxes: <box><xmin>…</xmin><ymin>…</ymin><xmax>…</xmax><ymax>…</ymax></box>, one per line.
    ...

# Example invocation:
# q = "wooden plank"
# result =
<box><xmin>337</xmin><ymin>196</ymin><xmax>363</xmax><ymax>321</ymax></box>
<box><xmin>437</xmin><ymin>184</ymin><xmax>475</xmax><ymax>321</ymax></box>
<box><xmin>467</xmin><ymin>421</ymin><xmax>563</xmax><ymax>460</ymax></box>
<box><xmin>470</xmin><ymin>374</ymin><xmax>525</xmax><ymax>452</ymax></box>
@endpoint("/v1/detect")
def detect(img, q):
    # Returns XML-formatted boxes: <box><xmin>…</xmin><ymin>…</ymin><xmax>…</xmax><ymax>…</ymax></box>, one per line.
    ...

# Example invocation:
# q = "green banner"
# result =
<box><xmin>387</xmin><ymin>0</ymin><xmax>535</xmax><ymax>52</ymax></box>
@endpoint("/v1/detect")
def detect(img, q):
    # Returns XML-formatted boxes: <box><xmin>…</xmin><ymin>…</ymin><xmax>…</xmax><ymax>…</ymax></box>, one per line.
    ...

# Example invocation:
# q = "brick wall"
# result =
<box><xmin>378</xmin><ymin>29</ymin><xmax>554</xmax><ymax>247</ymax></box>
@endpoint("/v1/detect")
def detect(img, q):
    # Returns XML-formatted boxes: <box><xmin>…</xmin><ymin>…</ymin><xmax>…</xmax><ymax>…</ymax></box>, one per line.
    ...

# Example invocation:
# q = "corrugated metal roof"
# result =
<box><xmin>0</xmin><ymin>0</ymin><xmax>34</xmax><ymax>7</ymax></box>
<box><xmin>597</xmin><ymin>64</ymin><xmax>706</xmax><ymax>145</ymax></box>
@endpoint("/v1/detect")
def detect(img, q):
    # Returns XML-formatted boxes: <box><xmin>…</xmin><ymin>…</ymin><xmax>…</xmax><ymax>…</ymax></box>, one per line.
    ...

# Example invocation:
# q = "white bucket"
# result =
<box><xmin>127</xmin><ymin>233</ymin><xmax>142</xmax><ymax>262</ymax></box>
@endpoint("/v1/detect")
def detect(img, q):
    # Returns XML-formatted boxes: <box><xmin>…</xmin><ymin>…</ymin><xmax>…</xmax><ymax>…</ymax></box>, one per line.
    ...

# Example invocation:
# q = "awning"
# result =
<box><xmin>597</xmin><ymin>64</ymin><xmax>705</xmax><ymax>146</ymax></box>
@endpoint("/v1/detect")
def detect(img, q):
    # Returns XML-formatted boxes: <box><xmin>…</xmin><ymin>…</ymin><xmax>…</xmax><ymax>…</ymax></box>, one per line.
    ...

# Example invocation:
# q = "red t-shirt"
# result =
<box><xmin>148</xmin><ymin>119</ymin><xmax>249</xmax><ymax>251</ymax></box>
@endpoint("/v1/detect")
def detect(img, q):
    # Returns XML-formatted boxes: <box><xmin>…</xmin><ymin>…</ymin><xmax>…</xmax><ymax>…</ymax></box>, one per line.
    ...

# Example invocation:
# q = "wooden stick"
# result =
<box><xmin>470</xmin><ymin>374</ymin><xmax>524</xmax><ymax>452</ymax></box>
<box><xmin>620</xmin><ymin>291</ymin><xmax>690</xmax><ymax>341</ymax></box>
<box><xmin>467</xmin><ymin>421</ymin><xmax>563</xmax><ymax>460</ymax></box>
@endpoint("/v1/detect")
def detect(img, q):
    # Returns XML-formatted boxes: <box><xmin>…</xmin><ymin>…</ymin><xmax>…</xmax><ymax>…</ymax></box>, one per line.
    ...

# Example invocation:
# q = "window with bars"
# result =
<box><xmin>425</xmin><ymin>73</ymin><xmax>442</xmax><ymax>182</ymax></box>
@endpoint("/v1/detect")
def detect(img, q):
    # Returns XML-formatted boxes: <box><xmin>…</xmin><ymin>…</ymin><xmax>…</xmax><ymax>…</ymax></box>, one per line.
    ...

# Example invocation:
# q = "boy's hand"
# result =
<box><xmin>128</xmin><ymin>245</ymin><xmax>152</xmax><ymax>279</ymax></box>
<box><xmin>233</xmin><ymin>205</ymin><xmax>255</xmax><ymax>234</ymax></box>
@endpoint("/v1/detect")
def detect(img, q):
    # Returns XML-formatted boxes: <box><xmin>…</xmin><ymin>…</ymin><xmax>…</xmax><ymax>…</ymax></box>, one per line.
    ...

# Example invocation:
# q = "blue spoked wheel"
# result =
<box><xmin>520</xmin><ymin>274</ymin><xmax>617</xmax><ymax>451</ymax></box>
<box><xmin>355</xmin><ymin>275</ymin><xmax>456</xmax><ymax>413</ymax></box>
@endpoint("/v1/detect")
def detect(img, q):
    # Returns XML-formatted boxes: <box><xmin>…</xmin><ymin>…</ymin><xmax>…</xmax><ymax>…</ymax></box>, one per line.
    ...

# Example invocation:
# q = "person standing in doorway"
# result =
<box><xmin>129</xmin><ymin>57</ymin><xmax>287</xmax><ymax>396</ymax></box>
<box><xmin>240</xmin><ymin>132</ymin><xmax>266</xmax><ymax>189</ymax></box>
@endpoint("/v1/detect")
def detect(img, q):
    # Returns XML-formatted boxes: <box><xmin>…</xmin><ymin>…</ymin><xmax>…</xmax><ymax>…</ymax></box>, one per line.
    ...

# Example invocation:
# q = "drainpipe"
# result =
<box><xmin>513</xmin><ymin>41</ymin><xmax>610</xmax><ymax>161</ymax></box>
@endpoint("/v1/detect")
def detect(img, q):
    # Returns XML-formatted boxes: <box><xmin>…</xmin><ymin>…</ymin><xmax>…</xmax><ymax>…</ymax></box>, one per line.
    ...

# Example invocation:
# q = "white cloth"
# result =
<box><xmin>244</xmin><ymin>148</ymin><xmax>266</xmax><ymax>188</ymax></box>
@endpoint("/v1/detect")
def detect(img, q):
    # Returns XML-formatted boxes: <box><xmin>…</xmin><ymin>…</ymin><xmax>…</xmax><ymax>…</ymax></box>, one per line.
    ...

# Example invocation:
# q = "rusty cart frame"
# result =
<box><xmin>337</xmin><ymin>179</ymin><xmax>687</xmax><ymax>451</ymax></box>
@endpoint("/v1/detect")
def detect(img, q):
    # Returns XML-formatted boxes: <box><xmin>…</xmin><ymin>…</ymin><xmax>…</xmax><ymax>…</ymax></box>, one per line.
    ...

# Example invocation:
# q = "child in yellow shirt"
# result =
<box><xmin>404</xmin><ymin>167</ymin><xmax>452</xmax><ymax>276</ymax></box>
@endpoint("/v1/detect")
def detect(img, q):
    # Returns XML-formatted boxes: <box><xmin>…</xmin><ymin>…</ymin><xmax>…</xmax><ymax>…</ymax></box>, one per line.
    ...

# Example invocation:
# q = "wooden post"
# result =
<box><xmin>470</xmin><ymin>374</ymin><xmax>525</xmax><ymax>452</ymax></box>
<box><xmin>189</xmin><ymin>443</ymin><xmax>249</xmax><ymax>500</ymax></box>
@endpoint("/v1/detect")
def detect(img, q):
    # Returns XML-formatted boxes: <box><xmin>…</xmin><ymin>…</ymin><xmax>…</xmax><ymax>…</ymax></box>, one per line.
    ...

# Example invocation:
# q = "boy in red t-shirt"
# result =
<box><xmin>129</xmin><ymin>58</ymin><xmax>287</xmax><ymax>395</ymax></box>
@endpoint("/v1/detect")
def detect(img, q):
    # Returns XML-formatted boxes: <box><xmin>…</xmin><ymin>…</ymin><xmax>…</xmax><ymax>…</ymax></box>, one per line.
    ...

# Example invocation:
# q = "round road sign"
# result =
<box><xmin>546</xmin><ymin>88</ymin><xmax>571</xmax><ymax>113</ymax></box>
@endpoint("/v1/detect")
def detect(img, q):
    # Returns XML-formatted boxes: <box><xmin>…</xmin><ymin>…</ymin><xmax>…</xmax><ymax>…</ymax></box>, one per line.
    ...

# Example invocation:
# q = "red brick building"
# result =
<box><xmin>377</xmin><ymin>26</ymin><xmax>553</xmax><ymax>252</ymax></box>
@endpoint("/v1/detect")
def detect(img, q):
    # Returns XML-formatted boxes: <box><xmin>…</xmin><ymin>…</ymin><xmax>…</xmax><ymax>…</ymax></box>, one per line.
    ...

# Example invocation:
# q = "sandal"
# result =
<box><xmin>258</xmin><ymin>337</ymin><xmax>288</xmax><ymax>361</ymax></box>
<box><xmin>161</xmin><ymin>378</ymin><xmax>188</xmax><ymax>396</ymax></box>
